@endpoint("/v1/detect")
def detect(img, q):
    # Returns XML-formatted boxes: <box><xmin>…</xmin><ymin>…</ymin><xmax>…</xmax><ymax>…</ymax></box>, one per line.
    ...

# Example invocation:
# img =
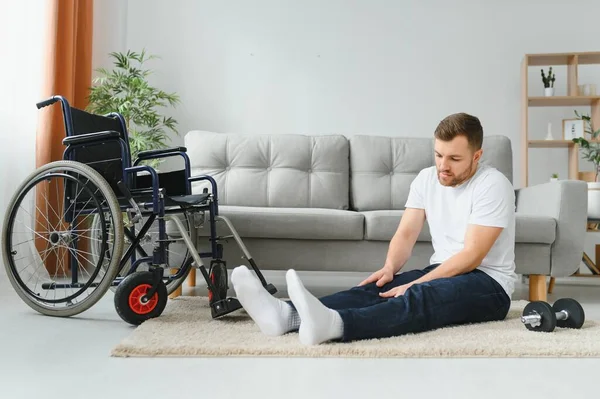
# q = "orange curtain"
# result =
<box><xmin>36</xmin><ymin>0</ymin><xmax>94</xmax><ymax>167</ymax></box>
<box><xmin>35</xmin><ymin>0</ymin><xmax>94</xmax><ymax>275</ymax></box>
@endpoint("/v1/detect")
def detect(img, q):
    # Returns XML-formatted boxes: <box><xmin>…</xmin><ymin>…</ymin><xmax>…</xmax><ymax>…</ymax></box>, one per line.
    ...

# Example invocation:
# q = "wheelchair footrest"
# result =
<box><xmin>210</xmin><ymin>297</ymin><xmax>242</xmax><ymax>318</ymax></box>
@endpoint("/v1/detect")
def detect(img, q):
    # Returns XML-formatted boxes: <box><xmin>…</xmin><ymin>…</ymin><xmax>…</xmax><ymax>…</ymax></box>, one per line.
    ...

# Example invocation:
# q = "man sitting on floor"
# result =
<box><xmin>230</xmin><ymin>112</ymin><xmax>517</xmax><ymax>345</ymax></box>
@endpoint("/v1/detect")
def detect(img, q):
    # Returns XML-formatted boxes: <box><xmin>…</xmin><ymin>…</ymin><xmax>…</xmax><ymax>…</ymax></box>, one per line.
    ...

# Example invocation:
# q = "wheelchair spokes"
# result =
<box><xmin>2</xmin><ymin>161</ymin><xmax>124</xmax><ymax>317</ymax></box>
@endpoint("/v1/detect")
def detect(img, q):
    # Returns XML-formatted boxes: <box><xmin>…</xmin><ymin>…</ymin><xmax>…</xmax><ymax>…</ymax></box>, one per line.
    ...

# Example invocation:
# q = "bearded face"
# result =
<box><xmin>434</xmin><ymin>135</ymin><xmax>482</xmax><ymax>187</ymax></box>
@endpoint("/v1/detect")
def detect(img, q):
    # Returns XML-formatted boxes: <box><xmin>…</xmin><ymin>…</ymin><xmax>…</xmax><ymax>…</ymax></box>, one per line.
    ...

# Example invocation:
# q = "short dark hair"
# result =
<box><xmin>434</xmin><ymin>113</ymin><xmax>483</xmax><ymax>151</ymax></box>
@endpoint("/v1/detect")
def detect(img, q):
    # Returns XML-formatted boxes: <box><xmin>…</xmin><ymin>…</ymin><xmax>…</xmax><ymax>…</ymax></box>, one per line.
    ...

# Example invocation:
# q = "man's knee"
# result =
<box><xmin>351</xmin><ymin>282</ymin><xmax>381</xmax><ymax>294</ymax></box>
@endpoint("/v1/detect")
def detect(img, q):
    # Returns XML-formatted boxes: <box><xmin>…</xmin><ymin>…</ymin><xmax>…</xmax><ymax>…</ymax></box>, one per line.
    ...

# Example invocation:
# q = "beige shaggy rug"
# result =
<box><xmin>111</xmin><ymin>297</ymin><xmax>600</xmax><ymax>358</ymax></box>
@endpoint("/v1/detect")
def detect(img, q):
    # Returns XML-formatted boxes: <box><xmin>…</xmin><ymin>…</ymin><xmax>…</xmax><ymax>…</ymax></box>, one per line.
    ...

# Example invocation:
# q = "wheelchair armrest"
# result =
<box><xmin>62</xmin><ymin>130</ymin><xmax>121</xmax><ymax>146</ymax></box>
<box><xmin>124</xmin><ymin>166</ymin><xmax>160</xmax><ymax>210</ymax></box>
<box><xmin>189</xmin><ymin>174</ymin><xmax>219</xmax><ymax>204</ymax></box>
<box><xmin>137</xmin><ymin>147</ymin><xmax>187</xmax><ymax>160</ymax></box>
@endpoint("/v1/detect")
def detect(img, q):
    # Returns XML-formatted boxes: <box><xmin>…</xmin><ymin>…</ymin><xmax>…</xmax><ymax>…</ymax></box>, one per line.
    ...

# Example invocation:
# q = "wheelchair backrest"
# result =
<box><xmin>66</xmin><ymin>107</ymin><xmax>131</xmax><ymax>197</ymax></box>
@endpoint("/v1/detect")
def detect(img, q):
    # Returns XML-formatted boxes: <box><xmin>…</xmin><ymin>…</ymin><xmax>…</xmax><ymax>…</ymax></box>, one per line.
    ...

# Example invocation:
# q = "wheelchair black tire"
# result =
<box><xmin>114</xmin><ymin>271</ymin><xmax>168</xmax><ymax>325</ymax></box>
<box><xmin>2</xmin><ymin>160</ymin><xmax>124</xmax><ymax>317</ymax></box>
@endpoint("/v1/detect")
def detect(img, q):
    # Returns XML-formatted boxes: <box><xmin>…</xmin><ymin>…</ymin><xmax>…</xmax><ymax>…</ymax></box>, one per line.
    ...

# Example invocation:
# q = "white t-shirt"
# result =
<box><xmin>404</xmin><ymin>163</ymin><xmax>517</xmax><ymax>297</ymax></box>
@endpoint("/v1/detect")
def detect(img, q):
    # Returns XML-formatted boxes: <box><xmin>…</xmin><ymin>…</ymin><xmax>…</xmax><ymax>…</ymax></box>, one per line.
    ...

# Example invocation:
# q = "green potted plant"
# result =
<box><xmin>572</xmin><ymin>110</ymin><xmax>600</xmax><ymax>218</ymax></box>
<box><xmin>550</xmin><ymin>173</ymin><xmax>559</xmax><ymax>182</ymax></box>
<box><xmin>541</xmin><ymin>67</ymin><xmax>555</xmax><ymax>96</ymax></box>
<box><xmin>87</xmin><ymin>49</ymin><xmax>180</xmax><ymax>169</ymax></box>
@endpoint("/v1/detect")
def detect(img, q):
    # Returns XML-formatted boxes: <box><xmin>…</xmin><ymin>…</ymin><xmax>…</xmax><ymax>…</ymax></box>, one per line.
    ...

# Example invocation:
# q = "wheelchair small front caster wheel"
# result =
<box><xmin>114</xmin><ymin>271</ymin><xmax>168</xmax><ymax>325</ymax></box>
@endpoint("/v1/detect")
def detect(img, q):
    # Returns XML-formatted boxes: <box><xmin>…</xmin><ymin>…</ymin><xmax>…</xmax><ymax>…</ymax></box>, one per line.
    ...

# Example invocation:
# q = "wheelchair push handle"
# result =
<box><xmin>36</xmin><ymin>95</ymin><xmax>70</xmax><ymax>109</ymax></box>
<box><xmin>36</xmin><ymin>97</ymin><xmax>58</xmax><ymax>109</ymax></box>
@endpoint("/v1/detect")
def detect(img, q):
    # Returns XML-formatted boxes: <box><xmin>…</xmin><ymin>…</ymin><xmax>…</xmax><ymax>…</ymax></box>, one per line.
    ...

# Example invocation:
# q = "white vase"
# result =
<box><xmin>588</xmin><ymin>182</ymin><xmax>600</xmax><ymax>219</ymax></box>
<box><xmin>550</xmin><ymin>178</ymin><xmax>558</xmax><ymax>182</ymax></box>
<box><xmin>544</xmin><ymin>87</ymin><xmax>555</xmax><ymax>97</ymax></box>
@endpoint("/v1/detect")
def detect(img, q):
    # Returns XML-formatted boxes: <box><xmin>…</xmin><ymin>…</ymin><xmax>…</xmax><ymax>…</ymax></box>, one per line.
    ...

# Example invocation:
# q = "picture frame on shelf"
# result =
<box><xmin>563</xmin><ymin>118</ymin><xmax>585</xmax><ymax>140</ymax></box>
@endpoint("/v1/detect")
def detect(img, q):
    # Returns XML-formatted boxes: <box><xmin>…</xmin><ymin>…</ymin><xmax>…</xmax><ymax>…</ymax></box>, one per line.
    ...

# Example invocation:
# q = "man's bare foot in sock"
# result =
<box><xmin>231</xmin><ymin>266</ymin><xmax>300</xmax><ymax>336</ymax></box>
<box><xmin>286</xmin><ymin>269</ymin><xmax>344</xmax><ymax>345</ymax></box>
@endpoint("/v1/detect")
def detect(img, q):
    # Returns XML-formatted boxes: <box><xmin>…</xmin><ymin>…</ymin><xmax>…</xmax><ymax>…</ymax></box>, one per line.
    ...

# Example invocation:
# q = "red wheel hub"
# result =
<box><xmin>128</xmin><ymin>284</ymin><xmax>158</xmax><ymax>315</ymax></box>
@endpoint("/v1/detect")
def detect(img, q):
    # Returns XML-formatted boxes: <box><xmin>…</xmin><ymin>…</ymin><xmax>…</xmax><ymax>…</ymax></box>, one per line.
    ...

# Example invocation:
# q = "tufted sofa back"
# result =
<box><xmin>184</xmin><ymin>131</ymin><xmax>513</xmax><ymax>211</ymax></box>
<box><xmin>349</xmin><ymin>135</ymin><xmax>513</xmax><ymax>211</ymax></box>
<box><xmin>185</xmin><ymin>131</ymin><xmax>350</xmax><ymax>209</ymax></box>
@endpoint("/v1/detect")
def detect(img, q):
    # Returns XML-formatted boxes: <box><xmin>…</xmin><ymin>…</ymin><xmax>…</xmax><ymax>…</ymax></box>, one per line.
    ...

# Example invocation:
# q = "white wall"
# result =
<box><xmin>0</xmin><ymin>0</ymin><xmax>48</xmax><ymax>214</ymax></box>
<box><xmin>92</xmin><ymin>0</ymin><xmax>129</xmax><ymax>71</ymax></box>
<box><xmin>93</xmin><ymin>0</ymin><xmax>600</xmax><ymax>187</ymax></box>
<box><xmin>0</xmin><ymin>1</ymin><xmax>48</xmax><ymax>281</ymax></box>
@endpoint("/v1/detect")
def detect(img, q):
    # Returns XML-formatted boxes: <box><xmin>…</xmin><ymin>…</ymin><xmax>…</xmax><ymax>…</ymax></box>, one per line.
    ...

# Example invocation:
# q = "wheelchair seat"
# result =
<box><xmin>125</xmin><ymin>188</ymin><xmax>211</xmax><ymax>208</ymax></box>
<box><xmin>125</xmin><ymin>168</ymin><xmax>211</xmax><ymax>209</ymax></box>
<box><xmin>168</xmin><ymin>193</ymin><xmax>211</xmax><ymax>207</ymax></box>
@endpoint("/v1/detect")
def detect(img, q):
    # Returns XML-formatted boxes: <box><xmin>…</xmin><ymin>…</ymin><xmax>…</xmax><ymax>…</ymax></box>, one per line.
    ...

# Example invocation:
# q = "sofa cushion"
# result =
<box><xmin>196</xmin><ymin>206</ymin><xmax>364</xmax><ymax>240</ymax></box>
<box><xmin>185</xmin><ymin>131</ymin><xmax>350</xmax><ymax>209</ymax></box>
<box><xmin>361</xmin><ymin>211</ymin><xmax>556</xmax><ymax>244</ymax></box>
<box><xmin>362</xmin><ymin>211</ymin><xmax>432</xmax><ymax>242</ymax></box>
<box><xmin>349</xmin><ymin>135</ymin><xmax>513</xmax><ymax>211</ymax></box>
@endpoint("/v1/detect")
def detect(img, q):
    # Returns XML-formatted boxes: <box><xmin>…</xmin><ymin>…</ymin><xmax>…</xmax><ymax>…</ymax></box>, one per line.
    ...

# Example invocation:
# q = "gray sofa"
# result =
<box><xmin>183</xmin><ymin>131</ymin><xmax>588</xmax><ymax>301</ymax></box>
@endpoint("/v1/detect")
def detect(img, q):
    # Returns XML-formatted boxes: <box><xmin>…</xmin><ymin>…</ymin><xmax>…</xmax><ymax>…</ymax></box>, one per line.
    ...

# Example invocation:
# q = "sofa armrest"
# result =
<box><xmin>515</xmin><ymin>180</ymin><xmax>587</xmax><ymax>277</ymax></box>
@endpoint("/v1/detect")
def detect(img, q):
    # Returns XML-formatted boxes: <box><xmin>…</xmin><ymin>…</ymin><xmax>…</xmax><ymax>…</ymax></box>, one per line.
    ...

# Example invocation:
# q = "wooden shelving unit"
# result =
<box><xmin>528</xmin><ymin>96</ymin><xmax>600</xmax><ymax>107</ymax></box>
<box><xmin>522</xmin><ymin>52</ymin><xmax>600</xmax><ymax>292</ymax></box>
<box><xmin>521</xmin><ymin>51</ymin><xmax>600</xmax><ymax>187</ymax></box>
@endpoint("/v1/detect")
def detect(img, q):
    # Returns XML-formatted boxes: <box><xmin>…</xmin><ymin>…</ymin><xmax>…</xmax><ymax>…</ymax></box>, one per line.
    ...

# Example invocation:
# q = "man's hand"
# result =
<box><xmin>358</xmin><ymin>266</ymin><xmax>395</xmax><ymax>287</ymax></box>
<box><xmin>379</xmin><ymin>283</ymin><xmax>413</xmax><ymax>298</ymax></box>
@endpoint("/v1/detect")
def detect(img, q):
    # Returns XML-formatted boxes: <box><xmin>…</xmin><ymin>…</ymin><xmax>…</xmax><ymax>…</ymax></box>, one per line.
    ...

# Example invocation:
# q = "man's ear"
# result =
<box><xmin>474</xmin><ymin>149</ymin><xmax>483</xmax><ymax>162</ymax></box>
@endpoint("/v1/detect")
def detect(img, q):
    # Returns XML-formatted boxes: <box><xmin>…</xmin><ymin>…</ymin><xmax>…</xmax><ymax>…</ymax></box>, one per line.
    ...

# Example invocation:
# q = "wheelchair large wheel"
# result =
<box><xmin>90</xmin><ymin>212</ymin><xmax>193</xmax><ymax>295</ymax></box>
<box><xmin>2</xmin><ymin>161</ymin><xmax>124</xmax><ymax>317</ymax></box>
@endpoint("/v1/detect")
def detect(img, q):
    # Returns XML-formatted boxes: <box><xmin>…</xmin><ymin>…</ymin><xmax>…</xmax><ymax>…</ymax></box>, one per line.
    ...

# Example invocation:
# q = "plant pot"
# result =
<box><xmin>550</xmin><ymin>178</ymin><xmax>558</xmax><ymax>182</ymax></box>
<box><xmin>544</xmin><ymin>87</ymin><xmax>555</xmax><ymax>97</ymax></box>
<box><xmin>587</xmin><ymin>182</ymin><xmax>600</xmax><ymax>219</ymax></box>
<box><xmin>579</xmin><ymin>171</ymin><xmax>597</xmax><ymax>182</ymax></box>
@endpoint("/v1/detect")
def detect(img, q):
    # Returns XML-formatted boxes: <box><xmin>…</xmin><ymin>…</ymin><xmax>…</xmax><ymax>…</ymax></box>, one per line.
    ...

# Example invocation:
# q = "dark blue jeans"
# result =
<box><xmin>308</xmin><ymin>264</ymin><xmax>511</xmax><ymax>342</ymax></box>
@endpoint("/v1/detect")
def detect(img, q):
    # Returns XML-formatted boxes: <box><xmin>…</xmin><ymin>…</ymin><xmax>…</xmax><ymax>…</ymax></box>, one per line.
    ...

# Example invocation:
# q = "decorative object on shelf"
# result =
<box><xmin>87</xmin><ymin>49</ymin><xmax>181</xmax><ymax>169</ymax></box>
<box><xmin>572</xmin><ymin>110</ymin><xmax>600</xmax><ymax>217</ymax></box>
<box><xmin>550</xmin><ymin>173</ymin><xmax>559</xmax><ymax>182</ymax></box>
<box><xmin>579</xmin><ymin>84</ymin><xmax>597</xmax><ymax>96</ymax></box>
<box><xmin>545</xmin><ymin>122</ymin><xmax>554</xmax><ymax>140</ymax></box>
<box><xmin>563</xmin><ymin>118</ymin><xmax>585</xmax><ymax>140</ymax></box>
<box><xmin>541</xmin><ymin>67</ymin><xmax>556</xmax><ymax>96</ymax></box>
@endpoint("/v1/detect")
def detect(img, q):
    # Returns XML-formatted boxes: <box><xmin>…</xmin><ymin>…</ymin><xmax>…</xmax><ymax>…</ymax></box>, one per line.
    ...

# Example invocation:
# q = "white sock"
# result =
<box><xmin>231</xmin><ymin>265</ymin><xmax>300</xmax><ymax>336</ymax></box>
<box><xmin>286</xmin><ymin>269</ymin><xmax>344</xmax><ymax>345</ymax></box>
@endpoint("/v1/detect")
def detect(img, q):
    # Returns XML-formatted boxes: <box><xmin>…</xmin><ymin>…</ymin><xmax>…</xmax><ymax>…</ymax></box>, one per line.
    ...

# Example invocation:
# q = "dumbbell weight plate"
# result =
<box><xmin>523</xmin><ymin>301</ymin><xmax>556</xmax><ymax>332</ymax></box>
<box><xmin>553</xmin><ymin>298</ymin><xmax>585</xmax><ymax>329</ymax></box>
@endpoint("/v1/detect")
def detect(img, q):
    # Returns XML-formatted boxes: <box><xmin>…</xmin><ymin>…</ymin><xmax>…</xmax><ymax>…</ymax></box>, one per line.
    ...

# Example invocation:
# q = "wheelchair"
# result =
<box><xmin>1</xmin><ymin>95</ymin><xmax>277</xmax><ymax>325</ymax></box>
